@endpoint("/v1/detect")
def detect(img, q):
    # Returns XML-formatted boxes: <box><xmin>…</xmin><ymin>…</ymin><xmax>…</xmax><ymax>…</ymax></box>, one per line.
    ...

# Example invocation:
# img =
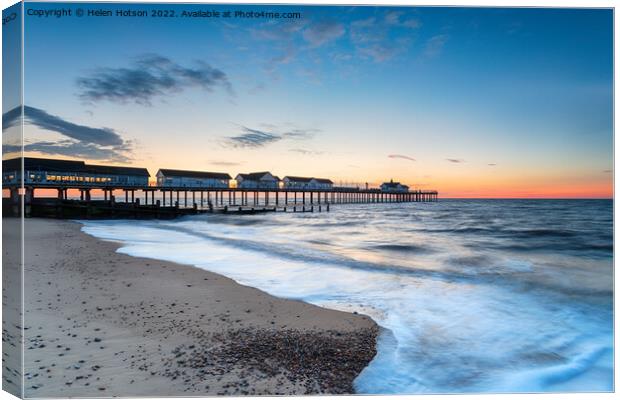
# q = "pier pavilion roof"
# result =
<box><xmin>157</xmin><ymin>169</ymin><xmax>231</xmax><ymax>180</ymax></box>
<box><xmin>283</xmin><ymin>176</ymin><xmax>313</xmax><ymax>183</ymax></box>
<box><xmin>86</xmin><ymin>164</ymin><xmax>150</xmax><ymax>177</ymax></box>
<box><xmin>236</xmin><ymin>172</ymin><xmax>281</xmax><ymax>181</ymax></box>
<box><xmin>3</xmin><ymin>157</ymin><xmax>150</xmax><ymax>176</ymax></box>
<box><xmin>284</xmin><ymin>176</ymin><xmax>334</xmax><ymax>184</ymax></box>
<box><xmin>381</xmin><ymin>180</ymin><xmax>403</xmax><ymax>189</ymax></box>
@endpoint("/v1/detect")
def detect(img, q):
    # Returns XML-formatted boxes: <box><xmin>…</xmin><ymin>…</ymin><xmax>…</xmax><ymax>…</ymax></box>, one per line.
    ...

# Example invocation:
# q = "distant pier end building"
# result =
<box><xmin>3</xmin><ymin>157</ymin><xmax>150</xmax><ymax>187</ymax></box>
<box><xmin>380</xmin><ymin>179</ymin><xmax>410</xmax><ymax>193</ymax></box>
<box><xmin>283</xmin><ymin>176</ymin><xmax>334</xmax><ymax>190</ymax></box>
<box><xmin>156</xmin><ymin>169</ymin><xmax>231</xmax><ymax>188</ymax></box>
<box><xmin>235</xmin><ymin>172</ymin><xmax>280</xmax><ymax>189</ymax></box>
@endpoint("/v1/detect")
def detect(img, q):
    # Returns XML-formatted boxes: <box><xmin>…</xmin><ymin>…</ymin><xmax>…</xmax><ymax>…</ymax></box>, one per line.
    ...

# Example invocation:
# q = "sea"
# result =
<box><xmin>80</xmin><ymin>199</ymin><xmax>614</xmax><ymax>394</ymax></box>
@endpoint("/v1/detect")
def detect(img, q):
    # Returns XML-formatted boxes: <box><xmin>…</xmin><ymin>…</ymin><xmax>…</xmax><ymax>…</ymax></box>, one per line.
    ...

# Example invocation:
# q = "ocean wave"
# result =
<box><xmin>136</xmin><ymin>222</ymin><xmax>612</xmax><ymax>298</ymax></box>
<box><xmin>368</xmin><ymin>243</ymin><xmax>435</xmax><ymax>254</ymax></box>
<box><xmin>78</xmin><ymin>199</ymin><xmax>613</xmax><ymax>394</ymax></box>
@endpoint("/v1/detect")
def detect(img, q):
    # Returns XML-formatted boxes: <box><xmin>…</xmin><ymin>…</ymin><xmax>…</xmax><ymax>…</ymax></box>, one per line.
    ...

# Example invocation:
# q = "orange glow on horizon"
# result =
<box><xmin>15</xmin><ymin>152</ymin><xmax>613</xmax><ymax>200</ymax></box>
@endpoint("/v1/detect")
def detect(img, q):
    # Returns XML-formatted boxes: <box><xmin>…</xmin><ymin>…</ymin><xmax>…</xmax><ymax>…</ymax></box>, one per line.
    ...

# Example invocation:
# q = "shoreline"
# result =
<box><xmin>15</xmin><ymin>218</ymin><xmax>378</xmax><ymax>397</ymax></box>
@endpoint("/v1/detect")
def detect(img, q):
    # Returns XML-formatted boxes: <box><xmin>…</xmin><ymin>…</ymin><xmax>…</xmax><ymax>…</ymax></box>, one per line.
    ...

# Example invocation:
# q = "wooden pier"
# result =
<box><xmin>3</xmin><ymin>185</ymin><xmax>438</xmax><ymax>219</ymax></box>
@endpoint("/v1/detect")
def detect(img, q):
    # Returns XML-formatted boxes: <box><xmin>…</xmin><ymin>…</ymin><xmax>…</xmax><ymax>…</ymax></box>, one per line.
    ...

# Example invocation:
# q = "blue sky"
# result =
<box><xmin>14</xmin><ymin>3</ymin><xmax>614</xmax><ymax>197</ymax></box>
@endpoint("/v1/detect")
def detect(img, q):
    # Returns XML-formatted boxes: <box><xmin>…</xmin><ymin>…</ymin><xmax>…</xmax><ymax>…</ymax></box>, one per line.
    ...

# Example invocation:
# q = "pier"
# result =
<box><xmin>3</xmin><ymin>185</ymin><xmax>438</xmax><ymax>219</ymax></box>
<box><xmin>2</xmin><ymin>157</ymin><xmax>438</xmax><ymax>219</ymax></box>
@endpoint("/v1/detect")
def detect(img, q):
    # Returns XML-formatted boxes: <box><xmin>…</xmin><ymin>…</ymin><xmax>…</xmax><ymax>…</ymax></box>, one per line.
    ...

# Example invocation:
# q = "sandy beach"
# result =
<box><xmin>6</xmin><ymin>218</ymin><xmax>378</xmax><ymax>397</ymax></box>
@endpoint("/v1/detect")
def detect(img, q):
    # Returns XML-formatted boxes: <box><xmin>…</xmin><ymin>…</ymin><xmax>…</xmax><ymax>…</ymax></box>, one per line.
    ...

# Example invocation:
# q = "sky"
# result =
<box><xmin>5</xmin><ymin>3</ymin><xmax>614</xmax><ymax>198</ymax></box>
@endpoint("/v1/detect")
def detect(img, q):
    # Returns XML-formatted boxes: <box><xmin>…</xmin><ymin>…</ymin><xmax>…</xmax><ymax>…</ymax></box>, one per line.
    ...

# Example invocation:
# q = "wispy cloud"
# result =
<box><xmin>77</xmin><ymin>54</ymin><xmax>233</xmax><ymax>106</ymax></box>
<box><xmin>488</xmin><ymin>163</ymin><xmax>497</xmax><ymax>166</ymax></box>
<box><xmin>446</xmin><ymin>158</ymin><xmax>465</xmax><ymax>163</ymax></box>
<box><xmin>209</xmin><ymin>160</ymin><xmax>243</xmax><ymax>167</ymax></box>
<box><xmin>423</xmin><ymin>34</ymin><xmax>449</xmax><ymax>59</ymax></box>
<box><xmin>224</xmin><ymin>127</ymin><xmax>282</xmax><ymax>148</ymax></box>
<box><xmin>222</xmin><ymin>125</ymin><xmax>319</xmax><ymax>149</ymax></box>
<box><xmin>283</xmin><ymin>128</ymin><xmax>320</xmax><ymax>140</ymax></box>
<box><xmin>266</xmin><ymin>47</ymin><xmax>297</xmax><ymax>71</ymax></box>
<box><xmin>4</xmin><ymin>106</ymin><xmax>124</xmax><ymax>146</ymax></box>
<box><xmin>388</xmin><ymin>154</ymin><xmax>416</xmax><ymax>162</ymax></box>
<box><xmin>27</xmin><ymin>141</ymin><xmax>130</xmax><ymax>162</ymax></box>
<box><xmin>289</xmin><ymin>148</ymin><xmax>324</xmax><ymax>156</ymax></box>
<box><xmin>2</xmin><ymin>105</ymin><xmax>133</xmax><ymax>162</ymax></box>
<box><xmin>349</xmin><ymin>13</ymin><xmax>417</xmax><ymax>62</ymax></box>
<box><xmin>302</xmin><ymin>20</ymin><xmax>345</xmax><ymax>47</ymax></box>
<box><xmin>358</xmin><ymin>43</ymin><xmax>404</xmax><ymax>62</ymax></box>
<box><xmin>384</xmin><ymin>11</ymin><xmax>421</xmax><ymax>29</ymax></box>
<box><xmin>251</xmin><ymin>20</ymin><xmax>306</xmax><ymax>42</ymax></box>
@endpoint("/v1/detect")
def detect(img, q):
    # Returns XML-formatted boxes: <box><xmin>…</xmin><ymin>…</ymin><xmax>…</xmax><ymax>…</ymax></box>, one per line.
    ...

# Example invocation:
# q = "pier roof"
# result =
<box><xmin>381</xmin><ymin>181</ymin><xmax>402</xmax><ymax>188</ymax></box>
<box><xmin>87</xmin><ymin>164</ymin><xmax>150</xmax><ymax>177</ymax></box>
<box><xmin>284</xmin><ymin>176</ymin><xmax>334</xmax><ymax>184</ymax></box>
<box><xmin>3</xmin><ymin>157</ymin><xmax>150</xmax><ymax>176</ymax></box>
<box><xmin>4</xmin><ymin>157</ymin><xmax>85</xmax><ymax>172</ymax></box>
<box><xmin>236</xmin><ymin>172</ymin><xmax>280</xmax><ymax>181</ymax></box>
<box><xmin>157</xmin><ymin>169</ymin><xmax>231</xmax><ymax>180</ymax></box>
<box><xmin>283</xmin><ymin>176</ymin><xmax>313</xmax><ymax>183</ymax></box>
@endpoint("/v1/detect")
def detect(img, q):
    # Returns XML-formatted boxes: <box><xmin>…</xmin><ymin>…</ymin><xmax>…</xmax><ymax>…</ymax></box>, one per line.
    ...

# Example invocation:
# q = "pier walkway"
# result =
<box><xmin>3</xmin><ymin>184</ymin><xmax>438</xmax><ymax>218</ymax></box>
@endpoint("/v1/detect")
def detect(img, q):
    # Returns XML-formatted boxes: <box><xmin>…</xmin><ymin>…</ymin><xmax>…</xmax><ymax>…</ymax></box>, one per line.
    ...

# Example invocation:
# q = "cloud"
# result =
<box><xmin>384</xmin><ymin>11</ymin><xmax>420</xmax><ymax>29</ymax></box>
<box><xmin>446</xmin><ymin>158</ymin><xmax>465</xmax><ymax>163</ymax></box>
<box><xmin>251</xmin><ymin>20</ymin><xmax>306</xmax><ymax>41</ymax></box>
<box><xmin>27</xmin><ymin>141</ymin><xmax>131</xmax><ymax>162</ymax></box>
<box><xmin>77</xmin><ymin>54</ymin><xmax>233</xmax><ymax>106</ymax></box>
<box><xmin>302</xmin><ymin>20</ymin><xmax>345</xmax><ymax>47</ymax></box>
<box><xmin>488</xmin><ymin>163</ymin><xmax>497</xmax><ymax>166</ymax></box>
<box><xmin>224</xmin><ymin>127</ymin><xmax>282</xmax><ymax>148</ymax></box>
<box><xmin>4</xmin><ymin>106</ymin><xmax>124</xmax><ymax>146</ymax></box>
<box><xmin>358</xmin><ymin>43</ymin><xmax>403</xmax><ymax>62</ymax></box>
<box><xmin>423</xmin><ymin>34</ymin><xmax>449</xmax><ymax>59</ymax></box>
<box><xmin>265</xmin><ymin>47</ymin><xmax>297</xmax><ymax>74</ymax></box>
<box><xmin>2</xmin><ymin>105</ymin><xmax>133</xmax><ymax>162</ymax></box>
<box><xmin>222</xmin><ymin>125</ymin><xmax>319</xmax><ymax>149</ymax></box>
<box><xmin>209</xmin><ymin>160</ymin><xmax>243</xmax><ymax>167</ymax></box>
<box><xmin>289</xmin><ymin>148</ymin><xmax>324</xmax><ymax>156</ymax></box>
<box><xmin>283</xmin><ymin>128</ymin><xmax>319</xmax><ymax>140</ymax></box>
<box><xmin>388</xmin><ymin>154</ymin><xmax>416</xmax><ymax>162</ymax></box>
<box><xmin>603</xmin><ymin>169</ymin><xmax>612</xmax><ymax>173</ymax></box>
<box><xmin>349</xmin><ymin>15</ymin><xmax>414</xmax><ymax>62</ymax></box>
<box><xmin>350</xmin><ymin>17</ymin><xmax>377</xmax><ymax>44</ymax></box>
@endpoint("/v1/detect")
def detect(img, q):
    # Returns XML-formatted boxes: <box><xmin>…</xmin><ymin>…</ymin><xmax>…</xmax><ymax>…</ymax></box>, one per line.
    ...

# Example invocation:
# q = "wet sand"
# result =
<box><xmin>7</xmin><ymin>218</ymin><xmax>378</xmax><ymax>397</ymax></box>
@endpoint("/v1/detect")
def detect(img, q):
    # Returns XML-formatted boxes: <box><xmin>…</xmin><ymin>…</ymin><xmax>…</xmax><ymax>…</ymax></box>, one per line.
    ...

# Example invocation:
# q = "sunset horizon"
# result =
<box><xmin>2</xmin><ymin>4</ymin><xmax>612</xmax><ymax>200</ymax></box>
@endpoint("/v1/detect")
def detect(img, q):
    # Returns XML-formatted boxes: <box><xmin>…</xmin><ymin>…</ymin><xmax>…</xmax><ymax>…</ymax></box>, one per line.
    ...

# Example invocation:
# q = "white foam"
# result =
<box><xmin>80</xmin><ymin>213</ymin><xmax>613</xmax><ymax>394</ymax></box>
